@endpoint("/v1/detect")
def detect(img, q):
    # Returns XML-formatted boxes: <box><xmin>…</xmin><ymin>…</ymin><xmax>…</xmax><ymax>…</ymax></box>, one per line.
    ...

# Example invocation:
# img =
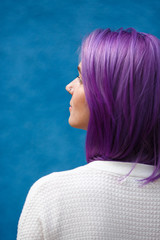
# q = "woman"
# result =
<box><xmin>17</xmin><ymin>28</ymin><xmax>160</xmax><ymax>239</ymax></box>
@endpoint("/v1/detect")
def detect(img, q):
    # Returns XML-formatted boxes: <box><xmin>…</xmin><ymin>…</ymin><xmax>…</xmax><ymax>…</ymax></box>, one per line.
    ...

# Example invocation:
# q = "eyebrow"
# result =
<box><xmin>77</xmin><ymin>66</ymin><xmax>81</xmax><ymax>74</ymax></box>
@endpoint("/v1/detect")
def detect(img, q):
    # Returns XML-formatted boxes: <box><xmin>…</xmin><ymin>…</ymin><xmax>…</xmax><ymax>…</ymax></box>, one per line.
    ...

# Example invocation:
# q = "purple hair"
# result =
<box><xmin>79</xmin><ymin>27</ymin><xmax>160</xmax><ymax>185</ymax></box>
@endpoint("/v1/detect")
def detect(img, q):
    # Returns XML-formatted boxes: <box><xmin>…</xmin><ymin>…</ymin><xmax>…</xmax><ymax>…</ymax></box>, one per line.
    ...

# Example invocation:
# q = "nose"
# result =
<box><xmin>65</xmin><ymin>82</ymin><xmax>70</xmax><ymax>91</ymax></box>
<box><xmin>65</xmin><ymin>79</ymin><xmax>76</xmax><ymax>94</ymax></box>
<box><xmin>65</xmin><ymin>82</ymin><xmax>73</xmax><ymax>94</ymax></box>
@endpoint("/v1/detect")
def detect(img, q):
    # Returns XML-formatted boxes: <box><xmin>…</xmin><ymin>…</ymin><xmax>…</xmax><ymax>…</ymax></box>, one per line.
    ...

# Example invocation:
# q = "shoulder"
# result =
<box><xmin>28</xmin><ymin>163</ymin><xmax>89</xmax><ymax>198</ymax></box>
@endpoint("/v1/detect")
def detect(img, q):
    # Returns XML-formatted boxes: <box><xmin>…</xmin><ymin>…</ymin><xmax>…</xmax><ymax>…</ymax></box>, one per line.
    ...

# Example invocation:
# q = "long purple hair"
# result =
<box><xmin>79</xmin><ymin>27</ymin><xmax>160</xmax><ymax>185</ymax></box>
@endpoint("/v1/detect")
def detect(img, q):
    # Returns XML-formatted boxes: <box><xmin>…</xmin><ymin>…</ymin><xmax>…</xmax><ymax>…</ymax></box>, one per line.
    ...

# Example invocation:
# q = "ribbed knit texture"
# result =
<box><xmin>17</xmin><ymin>161</ymin><xmax>160</xmax><ymax>240</ymax></box>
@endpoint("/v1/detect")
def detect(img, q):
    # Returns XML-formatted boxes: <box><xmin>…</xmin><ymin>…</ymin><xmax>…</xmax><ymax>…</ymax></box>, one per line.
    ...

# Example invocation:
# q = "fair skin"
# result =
<box><xmin>65</xmin><ymin>62</ymin><xmax>90</xmax><ymax>130</ymax></box>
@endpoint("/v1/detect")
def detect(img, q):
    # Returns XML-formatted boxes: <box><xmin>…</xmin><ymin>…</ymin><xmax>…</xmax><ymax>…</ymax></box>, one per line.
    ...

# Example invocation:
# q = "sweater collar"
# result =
<box><xmin>87</xmin><ymin>160</ymin><xmax>156</xmax><ymax>178</ymax></box>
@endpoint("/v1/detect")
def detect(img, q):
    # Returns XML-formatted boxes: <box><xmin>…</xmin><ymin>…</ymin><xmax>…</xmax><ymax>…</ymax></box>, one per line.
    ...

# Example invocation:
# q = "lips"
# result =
<box><xmin>69</xmin><ymin>102</ymin><xmax>72</xmax><ymax>111</ymax></box>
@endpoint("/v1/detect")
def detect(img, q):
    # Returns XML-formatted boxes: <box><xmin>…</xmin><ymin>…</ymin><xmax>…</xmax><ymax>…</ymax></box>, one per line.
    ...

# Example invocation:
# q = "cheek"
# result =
<box><xmin>69</xmin><ymin>89</ymin><xmax>90</xmax><ymax>129</ymax></box>
<box><xmin>73</xmin><ymin>90</ymin><xmax>88</xmax><ymax>111</ymax></box>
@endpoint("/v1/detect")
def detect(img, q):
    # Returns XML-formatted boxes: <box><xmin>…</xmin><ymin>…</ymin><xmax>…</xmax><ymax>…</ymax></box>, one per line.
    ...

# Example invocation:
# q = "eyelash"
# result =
<box><xmin>77</xmin><ymin>75</ymin><xmax>83</xmax><ymax>83</ymax></box>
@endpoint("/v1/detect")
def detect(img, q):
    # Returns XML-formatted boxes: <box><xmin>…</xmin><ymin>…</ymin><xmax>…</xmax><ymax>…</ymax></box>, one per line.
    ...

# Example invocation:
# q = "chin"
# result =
<box><xmin>68</xmin><ymin>118</ymin><xmax>87</xmax><ymax>130</ymax></box>
<box><xmin>68</xmin><ymin>119</ymin><xmax>79</xmax><ymax>128</ymax></box>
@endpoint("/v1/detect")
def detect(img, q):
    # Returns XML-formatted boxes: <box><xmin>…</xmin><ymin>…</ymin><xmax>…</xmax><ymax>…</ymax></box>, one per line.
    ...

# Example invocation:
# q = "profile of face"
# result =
<box><xmin>65</xmin><ymin>62</ymin><xmax>90</xmax><ymax>130</ymax></box>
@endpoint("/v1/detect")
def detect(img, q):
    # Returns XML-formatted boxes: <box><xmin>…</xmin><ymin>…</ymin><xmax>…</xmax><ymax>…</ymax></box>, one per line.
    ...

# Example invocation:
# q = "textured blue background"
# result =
<box><xmin>0</xmin><ymin>0</ymin><xmax>160</xmax><ymax>239</ymax></box>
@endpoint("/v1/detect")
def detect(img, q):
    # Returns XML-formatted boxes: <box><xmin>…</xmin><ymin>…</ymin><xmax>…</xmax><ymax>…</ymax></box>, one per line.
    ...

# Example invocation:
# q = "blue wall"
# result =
<box><xmin>0</xmin><ymin>0</ymin><xmax>160</xmax><ymax>239</ymax></box>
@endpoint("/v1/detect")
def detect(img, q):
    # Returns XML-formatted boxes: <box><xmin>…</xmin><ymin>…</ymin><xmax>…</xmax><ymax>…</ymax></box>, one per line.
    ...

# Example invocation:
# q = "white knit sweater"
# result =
<box><xmin>17</xmin><ymin>160</ymin><xmax>160</xmax><ymax>240</ymax></box>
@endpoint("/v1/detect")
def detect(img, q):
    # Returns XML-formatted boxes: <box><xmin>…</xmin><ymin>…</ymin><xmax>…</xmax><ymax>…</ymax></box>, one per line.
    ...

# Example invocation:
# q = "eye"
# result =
<box><xmin>76</xmin><ymin>75</ymin><xmax>83</xmax><ymax>84</ymax></box>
